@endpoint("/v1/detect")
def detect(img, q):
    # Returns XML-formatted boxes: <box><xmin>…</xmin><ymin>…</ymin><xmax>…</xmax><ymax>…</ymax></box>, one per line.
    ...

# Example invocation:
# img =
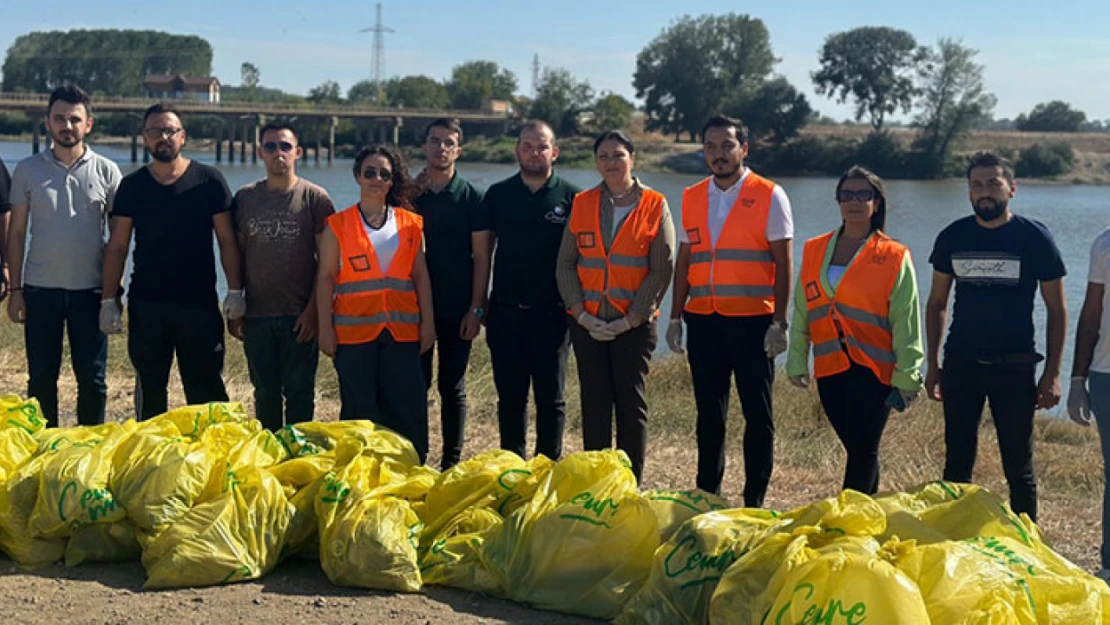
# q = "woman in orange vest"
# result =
<box><xmin>316</xmin><ymin>145</ymin><xmax>436</xmax><ymax>463</ymax></box>
<box><xmin>555</xmin><ymin>130</ymin><xmax>676</xmax><ymax>482</ymax></box>
<box><xmin>785</xmin><ymin>166</ymin><xmax>923</xmax><ymax>494</ymax></box>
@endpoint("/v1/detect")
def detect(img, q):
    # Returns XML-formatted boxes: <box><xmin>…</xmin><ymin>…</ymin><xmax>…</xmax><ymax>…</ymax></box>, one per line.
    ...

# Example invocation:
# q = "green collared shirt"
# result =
<box><xmin>785</xmin><ymin>229</ymin><xmax>924</xmax><ymax>392</ymax></box>
<box><xmin>413</xmin><ymin>171</ymin><xmax>487</xmax><ymax>321</ymax></box>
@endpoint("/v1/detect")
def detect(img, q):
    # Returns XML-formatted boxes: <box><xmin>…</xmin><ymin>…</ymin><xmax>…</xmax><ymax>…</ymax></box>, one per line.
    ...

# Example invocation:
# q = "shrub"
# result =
<box><xmin>1016</xmin><ymin>142</ymin><xmax>1076</xmax><ymax>178</ymax></box>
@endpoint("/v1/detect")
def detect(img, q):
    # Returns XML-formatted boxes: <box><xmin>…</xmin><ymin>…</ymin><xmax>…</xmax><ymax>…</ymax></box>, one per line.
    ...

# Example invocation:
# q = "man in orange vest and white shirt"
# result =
<box><xmin>667</xmin><ymin>115</ymin><xmax>794</xmax><ymax>506</ymax></box>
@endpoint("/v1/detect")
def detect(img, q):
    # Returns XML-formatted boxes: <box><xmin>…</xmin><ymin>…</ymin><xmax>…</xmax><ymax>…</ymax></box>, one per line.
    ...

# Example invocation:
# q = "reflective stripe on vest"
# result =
<box><xmin>328</xmin><ymin>205</ymin><xmax>423</xmax><ymax>344</ymax></box>
<box><xmin>682</xmin><ymin>174</ymin><xmax>776</xmax><ymax>317</ymax></box>
<box><xmin>801</xmin><ymin>230</ymin><xmax>907</xmax><ymax>384</ymax></box>
<box><xmin>568</xmin><ymin>187</ymin><xmax>664</xmax><ymax>316</ymax></box>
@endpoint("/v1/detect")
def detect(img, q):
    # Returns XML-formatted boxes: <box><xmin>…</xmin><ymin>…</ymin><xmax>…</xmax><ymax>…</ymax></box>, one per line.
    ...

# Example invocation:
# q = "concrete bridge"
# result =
<box><xmin>0</xmin><ymin>92</ymin><xmax>513</xmax><ymax>163</ymax></box>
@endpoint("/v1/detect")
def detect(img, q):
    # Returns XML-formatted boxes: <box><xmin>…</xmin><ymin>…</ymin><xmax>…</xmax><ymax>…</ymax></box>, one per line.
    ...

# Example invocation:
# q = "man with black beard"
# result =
<box><xmin>925</xmin><ymin>150</ymin><xmax>1067</xmax><ymax>522</ymax></box>
<box><xmin>101</xmin><ymin>103</ymin><xmax>244</xmax><ymax>419</ymax></box>
<box><xmin>413</xmin><ymin>118</ymin><xmax>488</xmax><ymax>469</ymax></box>
<box><xmin>5</xmin><ymin>85</ymin><xmax>121</xmax><ymax>426</ymax></box>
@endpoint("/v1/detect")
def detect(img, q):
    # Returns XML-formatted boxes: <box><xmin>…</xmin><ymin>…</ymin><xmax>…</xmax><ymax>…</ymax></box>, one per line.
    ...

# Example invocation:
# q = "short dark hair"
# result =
<box><xmin>701</xmin><ymin>115</ymin><xmax>749</xmax><ymax>144</ymax></box>
<box><xmin>142</xmin><ymin>102</ymin><xmax>181</xmax><ymax>127</ymax></box>
<box><xmin>351</xmin><ymin>144</ymin><xmax>418</xmax><ymax>209</ymax></box>
<box><xmin>517</xmin><ymin>119</ymin><xmax>555</xmax><ymax>143</ymax></box>
<box><xmin>259</xmin><ymin>122</ymin><xmax>299</xmax><ymax>144</ymax></box>
<box><xmin>48</xmin><ymin>84</ymin><xmax>91</xmax><ymax>116</ymax></box>
<box><xmin>593</xmin><ymin>129</ymin><xmax>635</xmax><ymax>155</ymax></box>
<box><xmin>425</xmin><ymin>117</ymin><xmax>463</xmax><ymax>143</ymax></box>
<box><xmin>836</xmin><ymin>165</ymin><xmax>888</xmax><ymax>233</ymax></box>
<box><xmin>966</xmin><ymin>150</ymin><xmax>1015</xmax><ymax>185</ymax></box>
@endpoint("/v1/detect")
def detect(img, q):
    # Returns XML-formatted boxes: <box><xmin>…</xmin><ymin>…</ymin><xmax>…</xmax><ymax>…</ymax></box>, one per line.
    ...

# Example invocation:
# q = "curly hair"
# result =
<box><xmin>352</xmin><ymin>144</ymin><xmax>417</xmax><ymax>209</ymax></box>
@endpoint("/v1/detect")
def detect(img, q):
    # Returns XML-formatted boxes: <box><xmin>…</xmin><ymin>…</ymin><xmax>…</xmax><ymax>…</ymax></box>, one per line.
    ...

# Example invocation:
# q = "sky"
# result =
<box><xmin>2</xmin><ymin>0</ymin><xmax>1109</xmax><ymax>123</ymax></box>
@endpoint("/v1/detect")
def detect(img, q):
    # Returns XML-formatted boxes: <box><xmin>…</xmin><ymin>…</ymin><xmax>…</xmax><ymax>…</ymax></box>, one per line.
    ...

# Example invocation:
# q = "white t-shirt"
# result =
<box><xmin>677</xmin><ymin>169</ymin><xmax>794</xmax><ymax>246</ymax></box>
<box><xmin>612</xmin><ymin>203</ymin><xmax>636</xmax><ymax>239</ymax></box>
<box><xmin>362</xmin><ymin>207</ymin><xmax>400</xmax><ymax>273</ymax></box>
<box><xmin>1088</xmin><ymin>228</ymin><xmax>1110</xmax><ymax>373</ymax></box>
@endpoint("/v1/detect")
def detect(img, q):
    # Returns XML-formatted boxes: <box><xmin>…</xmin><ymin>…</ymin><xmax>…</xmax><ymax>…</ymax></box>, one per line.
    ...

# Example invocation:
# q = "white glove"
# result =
<box><xmin>1068</xmin><ymin>376</ymin><xmax>1093</xmax><ymax>426</ymax></box>
<box><xmin>764</xmin><ymin>322</ymin><xmax>788</xmax><ymax>359</ymax></box>
<box><xmin>788</xmin><ymin>374</ymin><xmax>810</xmax><ymax>389</ymax></box>
<box><xmin>589</xmin><ymin>327</ymin><xmax>617</xmax><ymax>342</ymax></box>
<box><xmin>605</xmin><ymin>317</ymin><xmax>632</xmax><ymax>337</ymax></box>
<box><xmin>99</xmin><ymin>299</ymin><xmax>123</xmax><ymax>335</ymax></box>
<box><xmin>223</xmin><ymin>289</ymin><xmax>247</xmax><ymax>320</ymax></box>
<box><xmin>576</xmin><ymin>310</ymin><xmax>607</xmax><ymax>332</ymax></box>
<box><xmin>665</xmin><ymin>319</ymin><xmax>684</xmax><ymax>354</ymax></box>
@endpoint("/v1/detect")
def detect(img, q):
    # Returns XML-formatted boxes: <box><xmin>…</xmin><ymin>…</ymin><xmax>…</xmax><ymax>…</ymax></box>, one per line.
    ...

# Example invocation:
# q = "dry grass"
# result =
<box><xmin>0</xmin><ymin>319</ymin><xmax>1104</xmax><ymax>572</ymax></box>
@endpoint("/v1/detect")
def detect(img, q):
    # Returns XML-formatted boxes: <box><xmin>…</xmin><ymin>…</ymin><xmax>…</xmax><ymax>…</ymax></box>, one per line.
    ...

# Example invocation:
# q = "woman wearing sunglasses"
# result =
<box><xmin>316</xmin><ymin>144</ymin><xmax>435</xmax><ymax>463</ymax></box>
<box><xmin>785</xmin><ymin>166</ymin><xmax>923</xmax><ymax>494</ymax></box>
<box><xmin>555</xmin><ymin>130</ymin><xmax>676</xmax><ymax>482</ymax></box>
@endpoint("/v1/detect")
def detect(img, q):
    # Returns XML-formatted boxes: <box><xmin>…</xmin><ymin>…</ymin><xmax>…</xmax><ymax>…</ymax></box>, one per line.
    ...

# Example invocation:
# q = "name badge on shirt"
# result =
<box><xmin>348</xmin><ymin>254</ymin><xmax>372</xmax><ymax>272</ymax></box>
<box><xmin>686</xmin><ymin>228</ymin><xmax>702</xmax><ymax>245</ymax></box>
<box><xmin>577</xmin><ymin>232</ymin><xmax>597</xmax><ymax>249</ymax></box>
<box><xmin>805</xmin><ymin>281</ymin><xmax>821</xmax><ymax>302</ymax></box>
<box><xmin>952</xmin><ymin>253</ymin><xmax>1021</xmax><ymax>285</ymax></box>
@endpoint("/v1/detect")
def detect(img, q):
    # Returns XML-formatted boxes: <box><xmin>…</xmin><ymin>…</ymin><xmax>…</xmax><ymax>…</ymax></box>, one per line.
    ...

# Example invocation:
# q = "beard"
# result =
<box><xmin>519</xmin><ymin>159</ymin><xmax>551</xmax><ymax>178</ymax></box>
<box><xmin>151</xmin><ymin>142</ymin><xmax>180</xmax><ymax>163</ymax></box>
<box><xmin>52</xmin><ymin>131</ymin><xmax>80</xmax><ymax>148</ymax></box>
<box><xmin>972</xmin><ymin>197</ymin><xmax>1007</xmax><ymax>222</ymax></box>
<box><xmin>710</xmin><ymin>159</ymin><xmax>741</xmax><ymax>180</ymax></box>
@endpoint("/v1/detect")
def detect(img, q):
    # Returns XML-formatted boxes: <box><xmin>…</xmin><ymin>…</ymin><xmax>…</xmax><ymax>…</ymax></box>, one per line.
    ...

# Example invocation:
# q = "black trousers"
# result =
<box><xmin>816</xmin><ymin>363</ymin><xmax>892</xmax><ymax>495</ymax></box>
<box><xmin>941</xmin><ymin>356</ymin><xmax>1038</xmax><ymax>521</ymax></box>
<box><xmin>486</xmin><ymin>305</ymin><xmax>569</xmax><ymax>461</ymax></box>
<box><xmin>335</xmin><ymin>331</ymin><xmax>429</xmax><ymax>464</ymax></box>
<box><xmin>421</xmin><ymin>316</ymin><xmax>473</xmax><ymax>470</ymax></box>
<box><xmin>243</xmin><ymin>315</ymin><xmax>319</xmax><ymax>432</ymax></box>
<box><xmin>128</xmin><ymin>299</ymin><xmax>228</xmax><ymax>420</ymax></box>
<box><xmin>23</xmin><ymin>285</ymin><xmax>107</xmax><ymax>426</ymax></box>
<box><xmin>569</xmin><ymin>318</ymin><xmax>656</xmax><ymax>483</ymax></box>
<box><xmin>685</xmin><ymin>312</ymin><xmax>774</xmax><ymax>507</ymax></box>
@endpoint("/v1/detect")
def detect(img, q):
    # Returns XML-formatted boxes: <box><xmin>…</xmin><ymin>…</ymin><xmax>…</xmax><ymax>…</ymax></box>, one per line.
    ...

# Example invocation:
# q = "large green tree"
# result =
<box><xmin>307</xmin><ymin>80</ymin><xmax>342</xmax><ymax>105</ymax></box>
<box><xmin>732</xmin><ymin>77</ymin><xmax>812</xmax><ymax>145</ymax></box>
<box><xmin>239</xmin><ymin>62</ymin><xmax>260</xmax><ymax>101</ymax></box>
<box><xmin>811</xmin><ymin>27</ymin><xmax>926</xmax><ymax>132</ymax></box>
<box><xmin>2</xmin><ymin>29</ymin><xmax>213</xmax><ymax>95</ymax></box>
<box><xmin>912</xmin><ymin>39</ymin><xmax>996</xmax><ymax>178</ymax></box>
<box><xmin>593</xmin><ymin>92</ymin><xmax>636</xmax><ymax>131</ymax></box>
<box><xmin>529</xmin><ymin>68</ymin><xmax>594</xmax><ymax>136</ymax></box>
<box><xmin>446</xmin><ymin>61</ymin><xmax>517</xmax><ymax>110</ymax></box>
<box><xmin>633</xmin><ymin>14</ymin><xmax>776</xmax><ymax>141</ymax></box>
<box><xmin>1015</xmin><ymin>100</ymin><xmax>1088</xmax><ymax>132</ymax></box>
<box><xmin>386</xmin><ymin>75</ymin><xmax>450</xmax><ymax>109</ymax></box>
<box><xmin>346</xmin><ymin>79</ymin><xmax>381</xmax><ymax>104</ymax></box>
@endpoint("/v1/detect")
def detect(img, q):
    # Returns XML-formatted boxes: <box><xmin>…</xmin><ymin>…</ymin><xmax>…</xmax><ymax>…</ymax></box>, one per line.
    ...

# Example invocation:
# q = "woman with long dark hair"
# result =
<box><xmin>785</xmin><ymin>166</ymin><xmax>923</xmax><ymax>494</ymax></box>
<box><xmin>316</xmin><ymin>145</ymin><xmax>435</xmax><ymax>463</ymax></box>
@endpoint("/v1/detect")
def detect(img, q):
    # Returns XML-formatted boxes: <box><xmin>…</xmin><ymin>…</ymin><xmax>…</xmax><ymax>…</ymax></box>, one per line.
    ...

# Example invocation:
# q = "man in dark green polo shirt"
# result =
<box><xmin>481</xmin><ymin>120</ymin><xmax>581</xmax><ymax>460</ymax></box>
<box><xmin>413</xmin><ymin>117</ymin><xmax>489</xmax><ymax>470</ymax></box>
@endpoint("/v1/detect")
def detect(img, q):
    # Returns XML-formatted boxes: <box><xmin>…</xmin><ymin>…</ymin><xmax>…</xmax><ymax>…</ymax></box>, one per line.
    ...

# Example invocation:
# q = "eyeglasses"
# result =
<box><xmin>425</xmin><ymin>137</ymin><xmax>458</xmax><ymax>149</ymax></box>
<box><xmin>262</xmin><ymin>141</ymin><xmax>295</xmax><ymax>153</ymax></box>
<box><xmin>361</xmin><ymin>168</ymin><xmax>393</xmax><ymax>182</ymax></box>
<box><xmin>836</xmin><ymin>189</ymin><xmax>878</xmax><ymax>203</ymax></box>
<box><xmin>143</xmin><ymin>127</ymin><xmax>183</xmax><ymax>140</ymax></box>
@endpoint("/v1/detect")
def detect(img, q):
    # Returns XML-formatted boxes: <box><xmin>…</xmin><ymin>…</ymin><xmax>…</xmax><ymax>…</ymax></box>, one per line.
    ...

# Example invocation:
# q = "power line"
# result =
<box><xmin>359</xmin><ymin>3</ymin><xmax>395</xmax><ymax>104</ymax></box>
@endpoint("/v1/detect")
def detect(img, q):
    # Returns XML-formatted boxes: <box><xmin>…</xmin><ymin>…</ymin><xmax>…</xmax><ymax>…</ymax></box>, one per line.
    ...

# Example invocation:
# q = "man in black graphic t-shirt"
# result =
<box><xmin>924</xmin><ymin>151</ymin><xmax>1067</xmax><ymax>522</ymax></box>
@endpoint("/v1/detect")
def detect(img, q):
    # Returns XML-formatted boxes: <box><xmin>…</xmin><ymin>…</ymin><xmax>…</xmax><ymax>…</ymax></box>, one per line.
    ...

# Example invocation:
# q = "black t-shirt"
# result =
<box><xmin>484</xmin><ymin>172</ymin><xmax>581</xmax><ymax>309</ymax></box>
<box><xmin>113</xmin><ymin>162</ymin><xmax>232</xmax><ymax>308</ymax></box>
<box><xmin>0</xmin><ymin>156</ymin><xmax>11</xmax><ymax>215</ymax></box>
<box><xmin>929</xmin><ymin>214</ymin><xmax>1066</xmax><ymax>360</ymax></box>
<box><xmin>413</xmin><ymin>173</ymin><xmax>487</xmax><ymax>321</ymax></box>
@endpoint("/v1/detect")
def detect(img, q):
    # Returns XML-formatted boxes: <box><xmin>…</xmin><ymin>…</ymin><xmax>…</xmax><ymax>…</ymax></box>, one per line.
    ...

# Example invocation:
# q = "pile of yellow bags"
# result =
<box><xmin>2</xmin><ymin>394</ymin><xmax>1110</xmax><ymax>625</ymax></box>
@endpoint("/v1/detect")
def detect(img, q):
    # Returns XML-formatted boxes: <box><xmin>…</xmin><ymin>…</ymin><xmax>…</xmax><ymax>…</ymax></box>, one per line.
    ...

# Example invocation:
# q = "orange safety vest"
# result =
<box><xmin>801</xmin><ymin>230</ymin><xmax>908</xmax><ymax>385</ymax></box>
<box><xmin>568</xmin><ymin>187</ymin><xmax>664</xmax><ymax>317</ymax></box>
<box><xmin>682</xmin><ymin>174</ymin><xmax>777</xmax><ymax>316</ymax></box>
<box><xmin>328</xmin><ymin>205</ymin><xmax>423</xmax><ymax>345</ymax></box>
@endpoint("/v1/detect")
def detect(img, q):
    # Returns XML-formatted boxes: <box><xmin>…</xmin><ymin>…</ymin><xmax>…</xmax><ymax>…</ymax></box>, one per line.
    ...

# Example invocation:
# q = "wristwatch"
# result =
<box><xmin>471</xmin><ymin>306</ymin><xmax>485</xmax><ymax>319</ymax></box>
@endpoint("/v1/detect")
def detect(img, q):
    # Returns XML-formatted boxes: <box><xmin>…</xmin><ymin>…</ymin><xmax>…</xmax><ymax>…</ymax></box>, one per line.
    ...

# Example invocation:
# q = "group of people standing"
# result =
<box><xmin>3</xmin><ymin>85</ymin><xmax>1110</xmax><ymax>577</ymax></box>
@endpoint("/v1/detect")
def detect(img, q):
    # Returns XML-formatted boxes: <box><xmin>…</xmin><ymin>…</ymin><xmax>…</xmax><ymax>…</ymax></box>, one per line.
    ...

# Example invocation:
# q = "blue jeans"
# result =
<box><xmin>1089</xmin><ymin>371</ymin><xmax>1110</xmax><ymax>568</ymax></box>
<box><xmin>243</xmin><ymin>316</ymin><xmax>318</xmax><ymax>432</ymax></box>
<box><xmin>22</xmin><ymin>285</ymin><xmax>108</xmax><ymax>426</ymax></box>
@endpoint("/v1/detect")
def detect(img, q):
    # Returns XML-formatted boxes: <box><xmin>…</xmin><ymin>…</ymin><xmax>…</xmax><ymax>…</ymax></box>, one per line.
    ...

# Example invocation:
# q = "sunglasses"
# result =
<box><xmin>143</xmin><ymin>127</ymin><xmax>182</xmax><ymax>140</ymax></box>
<box><xmin>262</xmin><ymin>141</ymin><xmax>295</xmax><ymax>153</ymax></box>
<box><xmin>361</xmin><ymin>168</ymin><xmax>393</xmax><ymax>182</ymax></box>
<box><xmin>837</xmin><ymin>189</ymin><xmax>878</xmax><ymax>203</ymax></box>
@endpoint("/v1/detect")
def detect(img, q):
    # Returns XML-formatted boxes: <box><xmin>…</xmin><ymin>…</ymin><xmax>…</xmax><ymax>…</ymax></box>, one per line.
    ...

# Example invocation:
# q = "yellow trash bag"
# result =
<box><xmin>492</xmin><ymin>454</ymin><xmax>553</xmax><ymax>518</ymax></box>
<box><xmin>615</xmin><ymin>508</ymin><xmax>785</xmax><ymax>625</ymax></box>
<box><xmin>275</xmin><ymin>420</ymin><xmax>377</xmax><ymax>456</ymax></box>
<box><xmin>420</xmin><ymin>506</ymin><xmax>504</xmax><ymax>593</ymax></box>
<box><xmin>0</xmin><ymin>466</ymin><xmax>66</xmax><ymax>569</ymax></box>
<box><xmin>875</xmin><ymin>481</ymin><xmax>1040</xmax><ymax>547</ymax></box>
<box><xmin>481</xmin><ymin>450</ymin><xmax>660</xmax><ymax>620</ymax></box>
<box><xmin>199</xmin><ymin>428</ymin><xmax>288</xmax><ymax>501</ymax></box>
<box><xmin>145</xmin><ymin>402</ymin><xmax>252</xmax><ymax>437</ymax></box>
<box><xmin>884</xmin><ymin>537</ymin><xmax>1038</xmax><ymax>624</ymax></box>
<box><xmin>318</xmin><ymin>493</ymin><xmax>424</xmax><ymax>592</ymax></box>
<box><xmin>753</xmin><ymin>550</ymin><xmax>930</xmax><ymax>625</ymax></box>
<box><xmin>0</xmin><ymin>395</ymin><xmax>47</xmax><ymax>435</ymax></box>
<box><xmin>418</xmin><ymin>449</ymin><xmax>525</xmax><ymax>542</ymax></box>
<box><xmin>641</xmin><ymin>488</ymin><xmax>731</xmax><ymax>542</ymax></box>
<box><xmin>780</xmin><ymin>489</ymin><xmax>887</xmax><ymax>538</ymax></box>
<box><xmin>141</xmin><ymin>464</ymin><xmax>293</xmax><ymax>588</ymax></box>
<box><xmin>0</xmin><ymin>427</ymin><xmax>39</xmax><ymax>484</ymax></box>
<box><xmin>64</xmin><ymin>520</ymin><xmax>142</xmax><ymax>567</ymax></box>
<box><xmin>267</xmin><ymin>453</ymin><xmax>337</xmax><ymax>559</ymax></box>
<box><xmin>27</xmin><ymin>421</ymin><xmax>136</xmax><ymax>539</ymax></box>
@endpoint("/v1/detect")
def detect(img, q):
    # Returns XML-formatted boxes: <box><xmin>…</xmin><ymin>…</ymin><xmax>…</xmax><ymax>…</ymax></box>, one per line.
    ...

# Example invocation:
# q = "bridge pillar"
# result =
<box><xmin>215</xmin><ymin>124</ymin><xmax>223</xmax><ymax>163</ymax></box>
<box><xmin>143</xmin><ymin>143</ymin><xmax>150</xmax><ymax>164</ymax></box>
<box><xmin>328</xmin><ymin>117</ymin><xmax>337</xmax><ymax>164</ymax></box>
<box><xmin>130</xmin><ymin>124</ymin><xmax>139</xmax><ymax>163</ymax></box>
<box><xmin>227</xmin><ymin>124</ymin><xmax>235</xmax><ymax>163</ymax></box>
<box><xmin>314</xmin><ymin>123</ymin><xmax>322</xmax><ymax>164</ymax></box>
<box><xmin>392</xmin><ymin>117</ymin><xmax>402</xmax><ymax>146</ymax></box>
<box><xmin>31</xmin><ymin>121</ymin><xmax>40</xmax><ymax>155</ymax></box>
<box><xmin>240</xmin><ymin>124</ymin><xmax>248</xmax><ymax>163</ymax></box>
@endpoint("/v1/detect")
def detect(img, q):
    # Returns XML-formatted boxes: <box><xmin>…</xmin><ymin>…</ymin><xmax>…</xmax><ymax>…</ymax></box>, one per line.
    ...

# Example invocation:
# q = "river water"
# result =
<box><xmin>2</xmin><ymin>141</ymin><xmax>1106</xmax><ymax>413</ymax></box>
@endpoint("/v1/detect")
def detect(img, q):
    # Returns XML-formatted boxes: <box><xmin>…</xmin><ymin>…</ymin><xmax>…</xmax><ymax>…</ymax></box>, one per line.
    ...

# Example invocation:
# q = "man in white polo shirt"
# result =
<box><xmin>5</xmin><ymin>85</ymin><xmax>122</xmax><ymax>426</ymax></box>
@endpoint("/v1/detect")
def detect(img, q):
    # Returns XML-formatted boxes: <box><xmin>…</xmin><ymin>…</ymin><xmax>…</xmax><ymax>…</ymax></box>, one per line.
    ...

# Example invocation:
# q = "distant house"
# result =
<box><xmin>481</xmin><ymin>99</ymin><xmax>513</xmax><ymax>116</ymax></box>
<box><xmin>143</xmin><ymin>74</ymin><xmax>221</xmax><ymax>103</ymax></box>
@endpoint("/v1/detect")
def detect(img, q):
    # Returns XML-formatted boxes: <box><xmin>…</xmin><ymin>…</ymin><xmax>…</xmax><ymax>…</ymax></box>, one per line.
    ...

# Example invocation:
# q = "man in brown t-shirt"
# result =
<box><xmin>230</xmin><ymin>122</ymin><xmax>335</xmax><ymax>430</ymax></box>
